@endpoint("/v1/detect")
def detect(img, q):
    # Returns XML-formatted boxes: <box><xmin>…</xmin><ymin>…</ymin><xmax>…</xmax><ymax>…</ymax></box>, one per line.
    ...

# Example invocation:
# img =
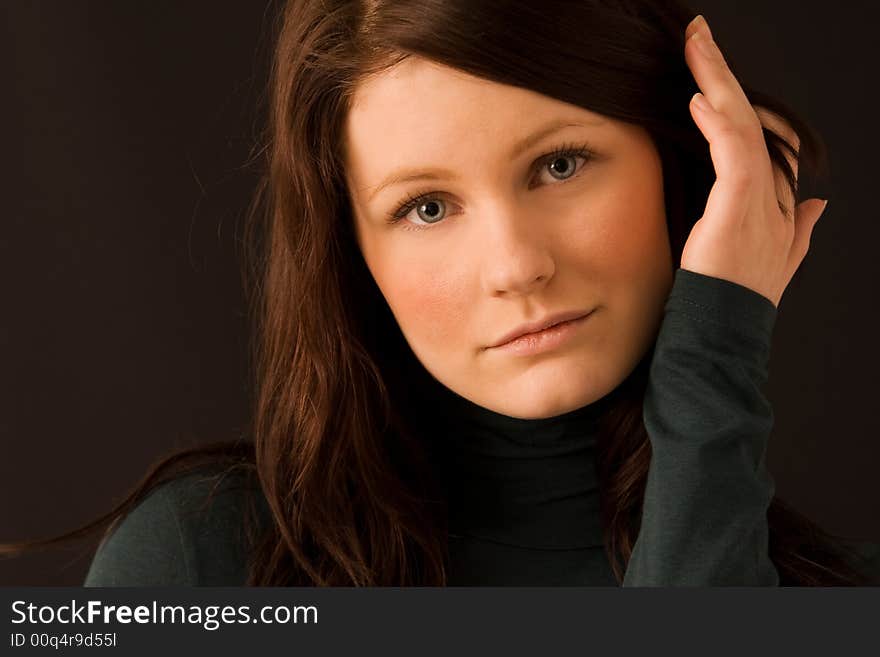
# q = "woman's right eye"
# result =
<box><xmin>388</xmin><ymin>193</ymin><xmax>456</xmax><ymax>232</ymax></box>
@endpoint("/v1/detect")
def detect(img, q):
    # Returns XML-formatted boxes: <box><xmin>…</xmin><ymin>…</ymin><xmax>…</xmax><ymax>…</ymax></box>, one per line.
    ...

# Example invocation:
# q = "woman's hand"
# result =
<box><xmin>680</xmin><ymin>15</ymin><xmax>828</xmax><ymax>308</ymax></box>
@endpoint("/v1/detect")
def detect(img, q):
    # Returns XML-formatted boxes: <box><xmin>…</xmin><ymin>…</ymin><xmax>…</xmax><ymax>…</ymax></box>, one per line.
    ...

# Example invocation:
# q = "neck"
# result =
<box><xmin>421</xmin><ymin>379</ymin><xmax>618</xmax><ymax>549</ymax></box>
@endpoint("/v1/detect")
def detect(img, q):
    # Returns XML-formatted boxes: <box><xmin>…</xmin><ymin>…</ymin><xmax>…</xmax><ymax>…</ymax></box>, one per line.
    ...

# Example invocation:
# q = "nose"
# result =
<box><xmin>479</xmin><ymin>204</ymin><xmax>556</xmax><ymax>298</ymax></box>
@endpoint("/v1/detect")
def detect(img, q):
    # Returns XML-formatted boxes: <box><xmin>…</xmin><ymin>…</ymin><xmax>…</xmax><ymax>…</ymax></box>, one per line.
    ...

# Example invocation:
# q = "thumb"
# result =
<box><xmin>788</xmin><ymin>197</ymin><xmax>827</xmax><ymax>265</ymax></box>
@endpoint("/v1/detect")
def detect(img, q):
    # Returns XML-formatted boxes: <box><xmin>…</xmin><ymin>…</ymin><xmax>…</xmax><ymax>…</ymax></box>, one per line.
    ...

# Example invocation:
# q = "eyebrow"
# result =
<box><xmin>365</xmin><ymin>117</ymin><xmax>603</xmax><ymax>203</ymax></box>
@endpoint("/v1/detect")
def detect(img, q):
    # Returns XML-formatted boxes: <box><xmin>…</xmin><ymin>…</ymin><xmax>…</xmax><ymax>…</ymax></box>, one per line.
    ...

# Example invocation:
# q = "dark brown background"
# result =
<box><xmin>2</xmin><ymin>1</ymin><xmax>877</xmax><ymax>585</ymax></box>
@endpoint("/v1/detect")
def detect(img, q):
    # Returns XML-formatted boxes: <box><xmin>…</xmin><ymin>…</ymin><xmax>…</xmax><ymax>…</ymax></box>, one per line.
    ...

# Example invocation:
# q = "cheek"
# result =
<box><xmin>366</xmin><ymin>244</ymin><xmax>470</xmax><ymax>348</ymax></box>
<box><xmin>564</xmin><ymin>181</ymin><xmax>668</xmax><ymax>281</ymax></box>
<box><xmin>597</xmin><ymin>171</ymin><xmax>672</xmax><ymax>352</ymax></box>
<box><xmin>563</xmin><ymin>162</ymin><xmax>671</xmax><ymax>348</ymax></box>
<box><xmin>589</xmin><ymin>150</ymin><xmax>669</xmax><ymax>275</ymax></box>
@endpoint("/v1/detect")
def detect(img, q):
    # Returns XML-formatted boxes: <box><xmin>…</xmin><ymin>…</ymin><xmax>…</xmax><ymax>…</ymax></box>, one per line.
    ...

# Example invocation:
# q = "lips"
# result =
<box><xmin>488</xmin><ymin>308</ymin><xmax>593</xmax><ymax>348</ymax></box>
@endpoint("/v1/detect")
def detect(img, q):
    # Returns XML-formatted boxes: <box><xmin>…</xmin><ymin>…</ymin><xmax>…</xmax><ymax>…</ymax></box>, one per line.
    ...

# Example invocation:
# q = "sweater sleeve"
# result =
<box><xmin>622</xmin><ymin>267</ymin><xmax>780</xmax><ymax>586</ymax></box>
<box><xmin>837</xmin><ymin>539</ymin><xmax>880</xmax><ymax>585</ymax></box>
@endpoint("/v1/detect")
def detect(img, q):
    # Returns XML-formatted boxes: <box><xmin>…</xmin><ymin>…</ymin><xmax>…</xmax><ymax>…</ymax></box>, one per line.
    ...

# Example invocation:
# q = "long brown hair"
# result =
<box><xmin>3</xmin><ymin>0</ymin><xmax>874</xmax><ymax>586</ymax></box>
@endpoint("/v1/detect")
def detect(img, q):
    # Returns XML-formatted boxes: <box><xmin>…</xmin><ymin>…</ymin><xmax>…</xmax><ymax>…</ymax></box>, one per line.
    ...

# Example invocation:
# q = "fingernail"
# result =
<box><xmin>692</xmin><ymin>92</ymin><xmax>711</xmax><ymax>112</ymax></box>
<box><xmin>688</xmin><ymin>15</ymin><xmax>713</xmax><ymax>40</ymax></box>
<box><xmin>698</xmin><ymin>15</ymin><xmax>712</xmax><ymax>38</ymax></box>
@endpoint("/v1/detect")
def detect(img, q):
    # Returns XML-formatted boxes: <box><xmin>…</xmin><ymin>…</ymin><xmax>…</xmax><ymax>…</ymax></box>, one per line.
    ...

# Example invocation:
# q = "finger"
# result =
<box><xmin>685</xmin><ymin>16</ymin><xmax>761</xmax><ymax>134</ymax></box>
<box><xmin>785</xmin><ymin>198</ymin><xmax>827</xmax><ymax>275</ymax></box>
<box><xmin>689</xmin><ymin>92</ymin><xmax>753</xmax><ymax>226</ymax></box>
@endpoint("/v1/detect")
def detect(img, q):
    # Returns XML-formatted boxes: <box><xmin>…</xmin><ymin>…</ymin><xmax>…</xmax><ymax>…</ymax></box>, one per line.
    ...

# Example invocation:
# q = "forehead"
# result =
<box><xmin>347</xmin><ymin>57</ymin><xmax>542</xmax><ymax>139</ymax></box>
<box><xmin>343</xmin><ymin>57</ymin><xmax>609</xmax><ymax>187</ymax></box>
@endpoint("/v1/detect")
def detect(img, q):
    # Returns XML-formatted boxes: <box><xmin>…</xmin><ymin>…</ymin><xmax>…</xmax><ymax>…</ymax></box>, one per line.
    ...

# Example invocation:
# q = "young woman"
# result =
<box><xmin>4</xmin><ymin>0</ymin><xmax>876</xmax><ymax>586</ymax></box>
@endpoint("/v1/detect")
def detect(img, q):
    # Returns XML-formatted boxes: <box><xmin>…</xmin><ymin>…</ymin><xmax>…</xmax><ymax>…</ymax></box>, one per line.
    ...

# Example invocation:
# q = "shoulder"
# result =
<box><xmin>84</xmin><ymin>465</ymin><xmax>271</xmax><ymax>587</ymax></box>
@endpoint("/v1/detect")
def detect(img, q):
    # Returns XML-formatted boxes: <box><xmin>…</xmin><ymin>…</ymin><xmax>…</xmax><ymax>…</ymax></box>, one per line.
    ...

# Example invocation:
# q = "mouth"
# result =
<box><xmin>487</xmin><ymin>309</ymin><xmax>595</xmax><ymax>353</ymax></box>
<box><xmin>488</xmin><ymin>309</ymin><xmax>595</xmax><ymax>349</ymax></box>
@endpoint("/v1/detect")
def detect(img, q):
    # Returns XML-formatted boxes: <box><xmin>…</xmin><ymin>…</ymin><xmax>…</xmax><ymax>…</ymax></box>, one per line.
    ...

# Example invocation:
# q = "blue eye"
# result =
<box><xmin>386</xmin><ymin>141</ymin><xmax>596</xmax><ymax>232</ymax></box>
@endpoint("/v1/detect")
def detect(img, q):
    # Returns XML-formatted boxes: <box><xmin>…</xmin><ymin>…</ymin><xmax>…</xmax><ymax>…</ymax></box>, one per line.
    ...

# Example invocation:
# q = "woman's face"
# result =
<box><xmin>344</xmin><ymin>57</ymin><xmax>674</xmax><ymax>419</ymax></box>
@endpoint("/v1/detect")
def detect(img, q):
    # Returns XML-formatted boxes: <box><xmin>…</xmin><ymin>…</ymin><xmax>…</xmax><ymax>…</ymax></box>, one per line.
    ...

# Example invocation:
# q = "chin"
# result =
<box><xmin>486</xmin><ymin>371</ymin><xmax>604</xmax><ymax>419</ymax></box>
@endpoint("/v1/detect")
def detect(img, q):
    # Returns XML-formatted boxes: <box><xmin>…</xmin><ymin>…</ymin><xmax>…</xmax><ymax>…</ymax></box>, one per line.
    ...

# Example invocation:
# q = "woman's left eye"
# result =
<box><xmin>386</xmin><ymin>142</ymin><xmax>596</xmax><ymax>231</ymax></box>
<box><xmin>534</xmin><ymin>149</ymin><xmax>590</xmax><ymax>185</ymax></box>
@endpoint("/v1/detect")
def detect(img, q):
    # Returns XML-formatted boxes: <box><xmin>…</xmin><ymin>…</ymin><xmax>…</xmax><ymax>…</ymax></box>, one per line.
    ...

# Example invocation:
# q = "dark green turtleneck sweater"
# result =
<box><xmin>83</xmin><ymin>268</ymin><xmax>879</xmax><ymax>586</ymax></box>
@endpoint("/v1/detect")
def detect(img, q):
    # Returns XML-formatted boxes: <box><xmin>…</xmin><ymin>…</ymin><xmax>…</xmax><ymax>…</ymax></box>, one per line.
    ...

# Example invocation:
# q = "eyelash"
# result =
<box><xmin>385</xmin><ymin>140</ymin><xmax>597</xmax><ymax>232</ymax></box>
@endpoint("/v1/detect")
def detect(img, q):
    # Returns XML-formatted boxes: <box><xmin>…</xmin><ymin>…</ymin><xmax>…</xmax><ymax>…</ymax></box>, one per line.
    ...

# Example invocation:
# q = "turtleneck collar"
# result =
<box><xmin>421</xmin><ymin>379</ymin><xmax>618</xmax><ymax>550</ymax></box>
